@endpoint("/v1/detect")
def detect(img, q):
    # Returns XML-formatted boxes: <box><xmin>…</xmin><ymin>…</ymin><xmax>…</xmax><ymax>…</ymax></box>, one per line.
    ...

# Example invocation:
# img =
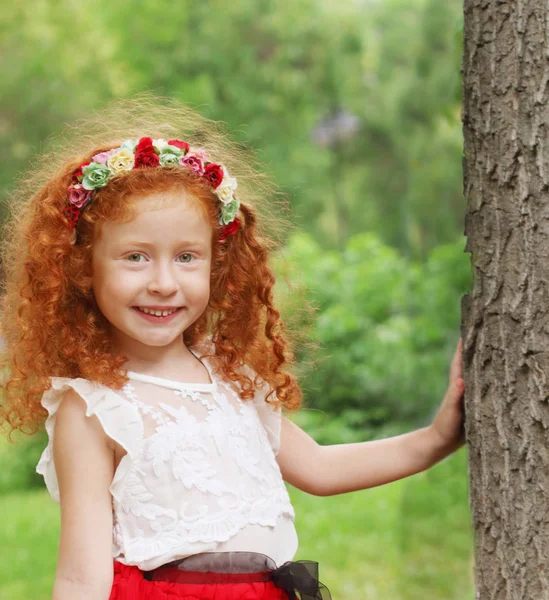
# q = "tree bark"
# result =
<box><xmin>462</xmin><ymin>1</ymin><xmax>549</xmax><ymax>598</ymax></box>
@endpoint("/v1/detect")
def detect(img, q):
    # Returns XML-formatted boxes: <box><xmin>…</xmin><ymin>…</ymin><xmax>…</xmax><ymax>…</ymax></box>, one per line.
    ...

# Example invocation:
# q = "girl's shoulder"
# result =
<box><xmin>37</xmin><ymin>376</ymin><xmax>143</xmax><ymax>503</ymax></box>
<box><xmin>44</xmin><ymin>376</ymin><xmax>135</xmax><ymax>410</ymax></box>
<box><xmin>42</xmin><ymin>376</ymin><xmax>143</xmax><ymax>435</ymax></box>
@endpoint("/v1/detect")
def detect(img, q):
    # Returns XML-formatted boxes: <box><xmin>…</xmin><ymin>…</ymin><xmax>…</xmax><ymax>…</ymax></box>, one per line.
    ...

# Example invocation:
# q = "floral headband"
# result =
<box><xmin>64</xmin><ymin>137</ymin><xmax>242</xmax><ymax>243</ymax></box>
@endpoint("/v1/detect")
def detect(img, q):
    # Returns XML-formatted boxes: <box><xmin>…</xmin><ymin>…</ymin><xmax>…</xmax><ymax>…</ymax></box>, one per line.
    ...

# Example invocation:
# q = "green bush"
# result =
<box><xmin>0</xmin><ymin>429</ymin><xmax>48</xmax><ymax>495</ymax></box>
<box><xmin>275</xmin><ymin>231</ymin><xmax>471</xmax><ymax>431</ymax></box>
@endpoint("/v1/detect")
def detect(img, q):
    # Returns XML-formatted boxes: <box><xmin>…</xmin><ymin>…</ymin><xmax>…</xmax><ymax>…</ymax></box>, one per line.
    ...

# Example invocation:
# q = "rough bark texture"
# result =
<box><xmin>462</xmin><ymin>1</ymin><xmax>549</xmax><ymax>598</ymax></box>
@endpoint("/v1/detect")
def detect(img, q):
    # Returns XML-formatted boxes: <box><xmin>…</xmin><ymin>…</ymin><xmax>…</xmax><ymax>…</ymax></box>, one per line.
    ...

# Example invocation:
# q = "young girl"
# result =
<box><xmin>0</xmin><ymin>98</ymin><xmax>466</xmax><ymax>600</ymax></box>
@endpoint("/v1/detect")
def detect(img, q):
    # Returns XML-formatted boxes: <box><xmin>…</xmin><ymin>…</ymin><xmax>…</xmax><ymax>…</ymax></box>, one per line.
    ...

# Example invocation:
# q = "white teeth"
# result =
<box><xmin>138</xmin><ymin>307</ymin><xmax>178</xmax><ymax>317</ymax></box>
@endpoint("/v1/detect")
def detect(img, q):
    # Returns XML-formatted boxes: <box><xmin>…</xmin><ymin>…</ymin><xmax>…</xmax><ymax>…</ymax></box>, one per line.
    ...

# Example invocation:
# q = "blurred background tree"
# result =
<box><xmin>1</xmin><ymin>0</ymin><xmax>463</xmax><ymax>256</ymax></box>
<box><xmin>0</xmin><ymin>1</ymin><xmax>474</xmax><ymax>598</ymax></box>
<box><xmin>1</xmin><ymin>0</ymin><xmax>467</xmax><ymax>434</ymax></box>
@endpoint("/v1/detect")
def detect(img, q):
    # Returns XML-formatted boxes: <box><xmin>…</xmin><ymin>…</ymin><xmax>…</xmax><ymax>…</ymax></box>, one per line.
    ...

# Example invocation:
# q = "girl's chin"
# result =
<box><xmin>130</xmin><ymin>332</ymin><xmax>187</xmax><ymax>348</ymax></box>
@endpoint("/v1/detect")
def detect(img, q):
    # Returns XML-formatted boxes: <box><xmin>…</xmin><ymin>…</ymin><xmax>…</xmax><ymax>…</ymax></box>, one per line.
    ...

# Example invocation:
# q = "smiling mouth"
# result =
<box><xmin>132</xmin><ymin>306</ymin><xmax>183</xmax><ymax>321</ymax></box>
<box><xmin>133</xmin><ymin>307</ymin><xmax>183</xmax><ymax>317</ymax></box>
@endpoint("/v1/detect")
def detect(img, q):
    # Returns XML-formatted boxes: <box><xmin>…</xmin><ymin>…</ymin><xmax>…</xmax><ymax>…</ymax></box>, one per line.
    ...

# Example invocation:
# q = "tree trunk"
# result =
<box><xmin>462</xmin><ymin>1</ymin><xmax>549</xmax><ymax>598</ymax></box>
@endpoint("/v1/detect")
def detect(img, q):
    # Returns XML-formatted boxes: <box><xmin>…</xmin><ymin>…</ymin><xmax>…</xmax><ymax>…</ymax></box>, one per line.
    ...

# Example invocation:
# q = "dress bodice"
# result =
<box><xmin>36</xmin><ymin>341</ymin><xmax>298</xmax><ymax>570</ymax></box>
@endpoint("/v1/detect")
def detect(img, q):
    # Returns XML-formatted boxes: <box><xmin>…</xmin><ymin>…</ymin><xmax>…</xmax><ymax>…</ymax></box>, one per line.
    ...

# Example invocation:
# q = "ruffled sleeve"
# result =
<box><xmin>35</xmin><ymin>377</ymin><xmax>143</xmax><ymax>504</ymax></box>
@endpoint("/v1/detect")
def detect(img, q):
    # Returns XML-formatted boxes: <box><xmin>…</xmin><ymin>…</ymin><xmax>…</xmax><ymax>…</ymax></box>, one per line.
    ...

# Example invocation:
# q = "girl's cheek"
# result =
<box><xmin>109</xmin><ymin>270</ymin><xmax>146</xmax><ymax>296</ymax></box>
<box><xmin>189</xmin><ymin>272</ymin><xmax>211</xmax><ymax>300</ymax></box>
<box><xmin>187</xmin><ymin>273</ymin><xmax>207</xmax><ymax>292</ymax></box>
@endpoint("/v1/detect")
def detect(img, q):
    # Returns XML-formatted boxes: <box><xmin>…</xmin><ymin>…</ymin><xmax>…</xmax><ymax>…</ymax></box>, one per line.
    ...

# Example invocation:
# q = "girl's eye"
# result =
<box><xmin>127</xmin><ymin>253</ymin><xmax>145</xmax><ymax>262</ymax></box>
<box><xmin>125</xmin><ymin>253</ymin><xmax>193</xmax><ymax>263</ymax></box>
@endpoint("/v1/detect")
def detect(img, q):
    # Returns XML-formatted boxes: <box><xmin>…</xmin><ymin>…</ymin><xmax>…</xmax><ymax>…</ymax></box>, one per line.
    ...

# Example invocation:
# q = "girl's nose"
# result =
<box><xmin>147</xmin><ymin>263</ymin><xmax>179</xmax><ymax>295</ymax></box>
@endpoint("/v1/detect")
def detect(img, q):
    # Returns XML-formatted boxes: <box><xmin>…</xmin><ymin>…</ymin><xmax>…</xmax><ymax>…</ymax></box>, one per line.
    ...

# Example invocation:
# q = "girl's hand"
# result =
<box><xmin>429</xmin><ymin>338</ymin><xmax>466</xmax><ymax>453</ymax></box>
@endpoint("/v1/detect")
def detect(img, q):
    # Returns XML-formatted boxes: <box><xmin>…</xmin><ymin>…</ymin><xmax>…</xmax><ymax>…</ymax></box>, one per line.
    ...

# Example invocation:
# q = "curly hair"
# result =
<box><xmin>0</xmin><ymin>94</ymin><xmax>304</xmax><ymax>441</ymax></box>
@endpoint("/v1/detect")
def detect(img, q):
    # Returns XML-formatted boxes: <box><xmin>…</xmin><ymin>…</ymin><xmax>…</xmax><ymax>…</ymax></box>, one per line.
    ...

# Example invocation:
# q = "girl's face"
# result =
<box><xmin>91</xmin><ymin>190</ymin><xmax>213</xmax><ymax>355</ymax></box>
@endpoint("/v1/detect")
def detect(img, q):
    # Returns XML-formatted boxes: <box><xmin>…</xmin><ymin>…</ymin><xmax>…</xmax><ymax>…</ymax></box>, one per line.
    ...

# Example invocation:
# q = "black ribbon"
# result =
<box><xmin>270</xmin><ymin>559</ymin><xmax>332</xmax><ymax>599</ymax></box>
<box><xmin>144</xmin><ymin>551</ymin><xmax>332</xmax><ymax>599</ymax></box>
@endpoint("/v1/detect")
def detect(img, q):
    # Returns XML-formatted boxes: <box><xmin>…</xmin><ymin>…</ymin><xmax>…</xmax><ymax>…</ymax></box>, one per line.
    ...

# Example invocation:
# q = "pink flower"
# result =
<box><xmin>180</xmin><ymin>153</ymin><xmax>205</xmax><ymax>175</ymax></box>
<box><xmin>187</xmin><ymin>147</ymin><xmax>208</xmax><ymax>161</ymax></box>
<box><xmin>91</xmin><ymin>150</ymin><xmax>115</xmax><ymax>164</ymax></box>
<box><xmin>68</xmin><ymin>184</ymin><xmax>92</xmax><ymax>208</ymax></box>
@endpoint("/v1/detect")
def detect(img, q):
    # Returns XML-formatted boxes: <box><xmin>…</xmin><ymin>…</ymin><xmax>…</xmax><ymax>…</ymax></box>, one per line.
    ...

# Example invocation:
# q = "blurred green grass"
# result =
<box><xmin>0</xmin><ymin>449</ymin><xmax>474</xmax><ymax>600</ymax></box>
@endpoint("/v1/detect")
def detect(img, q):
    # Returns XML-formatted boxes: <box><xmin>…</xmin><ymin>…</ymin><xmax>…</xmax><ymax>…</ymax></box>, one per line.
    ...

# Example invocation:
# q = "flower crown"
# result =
<box><xmin>64</xmin><ymin>137</ymin><xmax>241</xmax><ymax>243</ymax></box>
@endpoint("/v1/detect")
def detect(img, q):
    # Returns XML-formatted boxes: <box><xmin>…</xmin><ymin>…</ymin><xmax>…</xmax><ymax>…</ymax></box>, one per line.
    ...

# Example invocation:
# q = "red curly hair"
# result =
<box><xmin>0</xmin><ymin>95</ymin><xmax>304</xmax><ymax>441</ymax></box>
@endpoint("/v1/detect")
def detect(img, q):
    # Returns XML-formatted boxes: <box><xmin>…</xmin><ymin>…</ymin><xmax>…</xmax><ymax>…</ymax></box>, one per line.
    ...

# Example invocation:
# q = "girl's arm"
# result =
<box><xmin>51</xmin><ymin>389</ymin><xmax>115</xmax><ymax>599</ymax></box>
<box><xmin>277</xmin><ymin>417</ymin><xmax>452</xmax><ymax>496</ymax></box>
<box><xmin>276</xmin><ymin>339</ymin><xmax>465</xmax><ymax>497</ymax></box>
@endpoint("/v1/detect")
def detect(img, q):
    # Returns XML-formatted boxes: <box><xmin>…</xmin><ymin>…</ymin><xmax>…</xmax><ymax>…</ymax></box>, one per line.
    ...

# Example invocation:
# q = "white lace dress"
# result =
<box><xmin>36</xmin><ymin>344</ymin><xmax>298</xmax><ymax>570</ymax></box>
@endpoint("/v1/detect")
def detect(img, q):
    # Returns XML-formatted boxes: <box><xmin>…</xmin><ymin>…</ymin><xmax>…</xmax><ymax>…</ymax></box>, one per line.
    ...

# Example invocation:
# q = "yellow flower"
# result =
<box><xmin>216</xmin><ymin>169</ymin><xmax>238</xmax><ymax>204</ymax></box>
<box><xmin>107</xmin><ymin>148</ymin><xmax>135</xmax><ymax>174</ymax></box>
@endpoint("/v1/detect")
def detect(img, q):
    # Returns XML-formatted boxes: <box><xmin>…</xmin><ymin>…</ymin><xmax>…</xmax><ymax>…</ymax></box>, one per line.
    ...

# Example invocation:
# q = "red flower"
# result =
<box><xmin>134</xmin><ymin>137</ymin><xmax>160</xmax><ymax>169</ymax></box>
<box><xmin>72</xmin><ymin>161</ymin><xmax>90</xmax><ymax>183</ymax></box>
<box><xmin>203</xmin><ymin>163</ymin><xmax>224</xmax><ymax>189</ymax></box>
<box><xmin>134</xmin><ymin>150</ymin><xmax>160</xmax><ymax>168</ymax></box>
<box><xmin>218</xmin><ymin>218</ymin><xmax>241</xmax><ymax>242</ymax></box>
<box><xmin>136</xmin><ymin>137</ymin><xmax>154</xmax><ymax>152</ymax></box>
<box><xmin>63</xmin><ymin>204</ymin><xmax>81</xmax><ymax>230</ymax></box>
<box><xmin>168</xmin><ymin>139</ymin><xmax>189</xmax><ymax>153</ymax></box>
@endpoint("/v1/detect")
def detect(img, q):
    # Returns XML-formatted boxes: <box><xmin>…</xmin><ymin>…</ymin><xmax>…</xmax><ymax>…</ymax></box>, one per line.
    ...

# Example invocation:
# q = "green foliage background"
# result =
<box><xmin>1</xmin><ymin>0</ymin><xmax>464</xmax><ymax>257</ymax></box>
<box><xmin>0</xmin><ymin>0</ymin><xmax>474</xmax><ymax>597</ymax></box>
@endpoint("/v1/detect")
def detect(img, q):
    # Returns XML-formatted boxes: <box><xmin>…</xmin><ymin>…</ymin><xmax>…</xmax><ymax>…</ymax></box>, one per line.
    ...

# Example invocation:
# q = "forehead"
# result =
<box><xmin>96</xmin><ymin>190</ymin><xmax>212</xmax><ymax>247</ymax></box>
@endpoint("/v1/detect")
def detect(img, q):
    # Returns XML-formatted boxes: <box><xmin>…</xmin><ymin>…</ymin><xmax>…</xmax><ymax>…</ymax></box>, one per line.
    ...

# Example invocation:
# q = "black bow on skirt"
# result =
<box><xmin>146</xmin><ymin>551</ymin><xmax>332</xmax><ymax>599</ymax></box>
<box><xmin>270</xmin><ymin>558</ymin><xmax>332</xmax><ymax>599</ymax></box>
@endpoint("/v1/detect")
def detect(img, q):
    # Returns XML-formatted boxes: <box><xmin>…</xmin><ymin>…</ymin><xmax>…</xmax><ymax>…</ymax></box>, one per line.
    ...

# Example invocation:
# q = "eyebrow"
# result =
<box><xmin>116</xmin><ymin>240</ymin><xmax>206</xmax><ymax>248</ymax></box>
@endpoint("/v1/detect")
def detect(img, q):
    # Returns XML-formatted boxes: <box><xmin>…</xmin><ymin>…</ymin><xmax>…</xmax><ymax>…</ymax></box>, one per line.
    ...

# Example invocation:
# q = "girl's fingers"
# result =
<box><xmin>456</xmin><ymin>339</ymin><xmax>462</xmax><ymax>372</ymax></box>
<box><xmin>449</xmin><ymin>338</ymin><xmax>463</xmax><ymax>382</ymax></box>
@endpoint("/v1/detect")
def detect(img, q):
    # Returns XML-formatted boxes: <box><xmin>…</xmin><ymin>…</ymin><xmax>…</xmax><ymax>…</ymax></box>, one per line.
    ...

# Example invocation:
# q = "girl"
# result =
<box><xmin>0</xmin><ymin>97</ymin><xmax>466</xmax><ymax>600</ymax></box>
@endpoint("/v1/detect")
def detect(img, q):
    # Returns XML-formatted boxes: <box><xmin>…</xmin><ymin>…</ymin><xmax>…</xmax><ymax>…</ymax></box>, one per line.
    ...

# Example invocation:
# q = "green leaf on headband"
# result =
<box><xmin>159</xmin><ymin>146</ymin><xmax>184</xmax><ymax>166</ymax></box>
<box><xmin>220</xmin><ymin>198</ymin><xmax>239</xmax><ymax>224</ymax></box>
<box><xmin>81</xmin><ymin>162</ymin><xmax>111</xmax><ymax>190</ymax></box>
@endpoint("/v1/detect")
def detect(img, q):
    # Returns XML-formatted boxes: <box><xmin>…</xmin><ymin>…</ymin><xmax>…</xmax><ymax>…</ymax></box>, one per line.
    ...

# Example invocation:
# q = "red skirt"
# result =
<box><xmin>109</xmin><ymin>551</ymin><xmax>331</xmax><ymax>600</ymax></box>
<box><xmin>109</xmin><ymin>561</ymin><xmax>288</xmax><ymax>599</ymax></box>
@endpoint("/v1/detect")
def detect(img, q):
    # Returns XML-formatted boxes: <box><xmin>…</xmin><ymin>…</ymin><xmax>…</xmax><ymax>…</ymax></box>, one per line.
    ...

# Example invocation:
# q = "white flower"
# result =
<box><xmin>120</xmin><ymin>139</ymin><xmax>137</xmax><ymax>152</ymax></box>
<box><xmin>107</xmin><ymin>148</ymin><xmax>135</xmax><ymax>174</ymax></box>
<box><xmin>153</xmin><ymin>139</ymin><xmax>169</xmax><ymax>151</ymax></box>
<box><xmin>215</xmin><ymin>167</ymin><xmax>238</xmax><ymax>205</ymax></box>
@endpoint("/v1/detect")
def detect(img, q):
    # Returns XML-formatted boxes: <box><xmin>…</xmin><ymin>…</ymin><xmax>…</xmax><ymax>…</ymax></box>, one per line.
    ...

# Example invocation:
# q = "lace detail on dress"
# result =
<box><xmin>36</xmin><ymin>342</ymin><xmax>297</xmax><ymax>570</ymax></box>
<box><xmin>111</xmin><ymin>363</ymin><xmax>295</xmax><ymax>565</ymax></box>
